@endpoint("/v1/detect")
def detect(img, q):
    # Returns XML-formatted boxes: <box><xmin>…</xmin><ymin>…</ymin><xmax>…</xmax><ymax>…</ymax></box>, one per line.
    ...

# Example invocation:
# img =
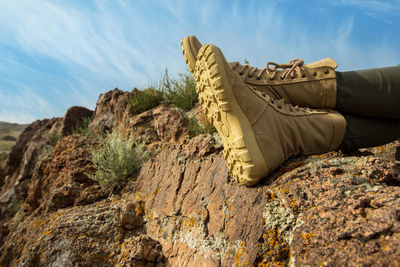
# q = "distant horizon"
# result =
<box><xmin>1</xmin><ymin>0</ymin><xmax>399</xmax><ymax>124</ymax></box>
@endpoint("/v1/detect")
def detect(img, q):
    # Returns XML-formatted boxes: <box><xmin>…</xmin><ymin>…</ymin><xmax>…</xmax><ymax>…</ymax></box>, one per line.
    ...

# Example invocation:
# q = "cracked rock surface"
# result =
<box><xmin>1</xmin><ymin>89</ymin><xmax>400</xmax><ymax>266</ymax></box>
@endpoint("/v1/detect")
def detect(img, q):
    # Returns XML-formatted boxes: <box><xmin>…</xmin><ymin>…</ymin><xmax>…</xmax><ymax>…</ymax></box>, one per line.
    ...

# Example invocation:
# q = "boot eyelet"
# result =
<box><xmin>280</xmin><ymin>76</ymin><xmax>284</xmax><ymax>80</ymax></box>
<box><xmin>239</xmin><ymin>72</ymin><xmax>244</xmax><ymax>75</ymax></box>
<box><xmin>301</xmin><ymin>74</ymin><xmax>306</xmax><ymax>78</ymax></box>
<box><xmin>313</xmin><ymin>72</ymin><xmax>317</xmax><ymax>77</ymax></box>
<box><xmin>256</xmin><ymin>77</ymin><xmax>261</xmax><ymax>80</ymax></box>
<box><xmin>248</xmin><ymin>75</ymin><xmax>253</xmax><ymax>78</ymax></box>
<box><xmin>324</xmin><ymin>70</ymin><xmax>329</xmax><ymax>75</ymax></box>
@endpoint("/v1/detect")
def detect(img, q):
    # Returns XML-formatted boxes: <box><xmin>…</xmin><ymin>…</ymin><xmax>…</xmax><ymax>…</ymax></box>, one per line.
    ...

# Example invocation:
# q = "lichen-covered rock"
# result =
<box><xmin>2</xmin><ymin>89</ymin><xmax>400</xmax><ymax>266</ymax></box>
<box><xmin>128</xmin><ymin>104</ymin><xmax>189</xmax><ymax>145</ymax></box>
<box><xmin>118</xmin><ymin>235</ymin><xmax>165</xmax><ymax>266</ymax></box>
<box><xmin>25</xmin><ymin>134</ymin><xmax>107</xmax><ymax>214</ymax></box>
<box><xmin>120</xmin><ymin>201</ymin><xmax>144</xmax><ymax>230</ymax></box>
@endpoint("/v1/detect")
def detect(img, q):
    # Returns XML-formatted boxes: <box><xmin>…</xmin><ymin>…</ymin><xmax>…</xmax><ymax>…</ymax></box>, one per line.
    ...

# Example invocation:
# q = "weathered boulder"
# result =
<box><xmin>25</xmin><ymin>134</ymin><xmax>107</xmax><ymax>214</ymax></box>
<box><xmin>61</xmin><ymin>106</ymin><xmax>93</xmax><ymax>136</ymax></box>
<box><xmin>88</xmin><ymin>88</ymin><xmax>131</xmax><ymax>135</ymax></box>
<box><xmin>129</xmin><ymin>104</ymin><xmax>189</xmax><ymax>144</ymax></box>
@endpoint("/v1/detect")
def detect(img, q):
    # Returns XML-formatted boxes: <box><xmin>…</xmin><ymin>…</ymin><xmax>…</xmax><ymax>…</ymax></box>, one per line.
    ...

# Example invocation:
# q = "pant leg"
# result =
<box><xmin>336</xmin><ymin>65</ymin><xmax>400</xmax><ymax>119</ymax></box>
<box><xmin>339</xmin><ymin>113</ymin><xmax>400</xmax><ymax>151</ymax></box>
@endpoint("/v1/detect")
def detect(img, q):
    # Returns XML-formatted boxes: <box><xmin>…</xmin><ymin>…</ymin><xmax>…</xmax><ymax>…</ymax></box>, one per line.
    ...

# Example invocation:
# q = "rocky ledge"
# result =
<box><xmin>1</xmin><ymin>89</ymin><xmax>400</xmax><ymax>266</ymax></box>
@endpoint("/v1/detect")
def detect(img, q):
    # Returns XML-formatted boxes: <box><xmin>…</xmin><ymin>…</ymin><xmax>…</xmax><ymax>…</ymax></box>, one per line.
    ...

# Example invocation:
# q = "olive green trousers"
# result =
<box><xmin>336</xmin><ymin>65</ymin><xmax>400</xmax><ymax>151</ymax></box>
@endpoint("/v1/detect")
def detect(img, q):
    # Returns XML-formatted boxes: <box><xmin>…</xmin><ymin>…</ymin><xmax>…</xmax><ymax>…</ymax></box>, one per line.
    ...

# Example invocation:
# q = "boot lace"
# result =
<box><xmin>258</xmin><ymin>90</ymin><xmax>305</xmax><ymax>113</ymax></box>
<box><xmin>232</xmin><ymin>59</ymin><xmax>305</xmax><ymax>80</ymax></box>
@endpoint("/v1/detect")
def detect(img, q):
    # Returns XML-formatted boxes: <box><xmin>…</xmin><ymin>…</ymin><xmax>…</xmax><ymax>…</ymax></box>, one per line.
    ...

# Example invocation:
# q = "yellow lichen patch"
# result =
<box><xmin>31</xmin><ymin>217</ymin><xmax>49</xmax><ymax>230</ymax></box>
<box><xmin>234</xmin><ymin>245</ymin><xmax>246</xmax><ymax>266</ymax></box>
<box><xmin>223</xmin><ymin>197</ymin><xmax>231</xmax><ymax>231</ymax></box>
<box><xmin>255</xmin><ymin>229</ymin><xmax>290</xmax><ymax>267</ymax></box>
<box><xmin>152</xmin><ymin>186</ymin><xmax>160</xmax><ymax>196</ymax></box>
<box><xmin>135</xmin><ymin>201</ymin><xmax>145</xmax><ymax>216</ymax></box>
<box><xmin>279</xmin><ymin>187</ymin><xmax>289</xmax><ymax>194</ymax></box>
<box><xmin>290</xmin><ymin>201</ymin><xmax>296</xmax><ymax>210</ymax></box>
<box><xmin>301</xmin><ymin>232</ymin><xmax>316</xmax><ymax>245</ymax></box>
<box><xmin>181</xmin><ymin>217</ymin><xmax>199</xmax><ymax>230</ymax></box>
<box><xmin>41</xmin><ymin>230</ymin><xmax>52</xmax><ymax>236</ymax></box>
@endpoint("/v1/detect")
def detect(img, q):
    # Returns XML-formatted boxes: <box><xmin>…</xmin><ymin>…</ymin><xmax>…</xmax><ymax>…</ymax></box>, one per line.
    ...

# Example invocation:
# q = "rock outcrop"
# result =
<box><xmin>1</xmin><ymin>89</ymin><xmax>400</xmax><ymax>266</ymax></box>
<box><xmin>61</xmin><ymin>106</ymin><xmax>93</xmax><ymax>136</ymax></box>
<box><xmin>88</xmin><ymin>88</ymin><xmax>131</xmax><ymax>135</ymax></box>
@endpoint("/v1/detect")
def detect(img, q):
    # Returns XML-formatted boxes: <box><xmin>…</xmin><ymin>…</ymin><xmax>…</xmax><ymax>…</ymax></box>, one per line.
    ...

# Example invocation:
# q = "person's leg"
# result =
<box><xmin>339</xmin><ymin>113</ymin><xmax>400</xmax><ymax>151</ymax></box>
<box><xmin>336</xmin><ymin>65</ymin><xmax>400</xmax><ymax>119</ymax></box>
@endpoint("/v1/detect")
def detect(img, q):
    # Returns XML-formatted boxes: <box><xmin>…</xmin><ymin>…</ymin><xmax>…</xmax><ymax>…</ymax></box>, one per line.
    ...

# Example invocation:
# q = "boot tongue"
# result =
<box><xmin>305</xmin><ymin>57</ymin><xmax>338</xmax><ymax>69</ymax></box>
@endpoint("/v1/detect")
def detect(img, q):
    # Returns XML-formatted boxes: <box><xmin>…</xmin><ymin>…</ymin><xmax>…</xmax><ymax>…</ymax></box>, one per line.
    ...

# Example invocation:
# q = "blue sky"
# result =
<box><xmin>0</xmin><ymin>0</ymin><xmax>399</xmax><ymax>123</ymax></box>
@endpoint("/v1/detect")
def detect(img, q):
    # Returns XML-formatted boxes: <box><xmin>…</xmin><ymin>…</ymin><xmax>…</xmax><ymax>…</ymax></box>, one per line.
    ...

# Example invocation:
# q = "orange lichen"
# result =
<box><xmin>135</xmin><ymin>201</ymin><xmax>145</xmax><ymax>216</ymax></box>
<box><xmin>301</xmin><ymin>232</ymin><xmax>316</xmax><ymax>245</ymax></box>
<box><xmin>265</xmin><ymin>191</ymin><xmax>276</xmax><ymax>201</ymax></box>
<box><xmin>41</xmin><ymin>230</ymin><xmax>52</xmax><ymax>236</ymax></box>
<box><xmin>31</xmin><ymin>218</ymin><xmax>48</xmax><ymax>229</ymax></box>
<box><xmin>181</xmin><ymin>217</ymin><xmax>198</xmax><ymax>229</ymax></box>
<box><xmin>152</xmin><ymin>186</ymin><xmax>160</xmax><ymax>196</ymax></box>
<box><xmin>255</xmin><ymin>229</ymin><xmax>290</xmax><ymax>267</ymax></box>
<box><xmin>279</xmin><ymin>187</ymin><xmax>289</xmax><ymax>194</ymax></box>
<box><xmin>234</xmin><ymin>243</ymin><xmax>248</xmax><ymax>266</ymax></box>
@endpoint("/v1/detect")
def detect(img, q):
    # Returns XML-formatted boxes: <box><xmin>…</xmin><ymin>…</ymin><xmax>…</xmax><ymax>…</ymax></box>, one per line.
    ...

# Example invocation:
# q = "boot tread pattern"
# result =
<box><xmin>195</xmin><ymin>44</ymin><xmax>257</xmax><ymax>185</ymax></box>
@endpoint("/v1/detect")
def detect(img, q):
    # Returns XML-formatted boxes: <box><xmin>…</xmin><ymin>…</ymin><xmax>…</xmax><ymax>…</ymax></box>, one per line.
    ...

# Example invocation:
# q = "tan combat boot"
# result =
<box><xmin>182</xmin><ymin>35</ymin><xmax>338</xmax><ymax>109</ymax></box>
<box><xmin>195</xmin><ymin>44</ymin><xmax>346</xmax><ymax>185</ymax></box>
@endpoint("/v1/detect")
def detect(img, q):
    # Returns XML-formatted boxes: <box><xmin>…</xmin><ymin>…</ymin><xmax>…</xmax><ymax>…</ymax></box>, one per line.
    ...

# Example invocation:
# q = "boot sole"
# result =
<box><xmin>195</xmin><ymin>44</ymin><xmax>268</xmax><ymax>185</ymax></box>
<box><xmin>181</xmin><ymin>36</ymin><xmax>200</xmax><ymax>74</ymax></box>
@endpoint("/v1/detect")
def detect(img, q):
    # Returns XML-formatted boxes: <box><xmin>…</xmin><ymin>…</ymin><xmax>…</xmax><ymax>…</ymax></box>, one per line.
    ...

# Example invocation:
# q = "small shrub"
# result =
<box><xmin>72</xmin><ymin>116</ymin><xmax>92</xmax><ymax>135</ymax></box>
<box><xmin>127</xmin><ymin>87</ymin><xmax>164</xmax><ymax>114</ymax></box>
<box><xmin>161</xmin><ymin>70</ymin><xmax>198</xmax><ymax>111</ymax></box>
<box><xmin>88</xmin><ymin>131</ymin><xmax>151</xmax><ymax>193</ymax></box>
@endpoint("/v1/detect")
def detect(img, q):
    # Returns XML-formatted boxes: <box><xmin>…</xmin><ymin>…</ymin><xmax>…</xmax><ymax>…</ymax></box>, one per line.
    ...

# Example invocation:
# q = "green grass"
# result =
<box><xmin>126</xmin><ymin>69</ymin><xmax>198</xmax><ymax>114</ymax></box>
<box><xmin>160</xmin><ymin>70</ymin><xmax>198</xmax><ymax>111</ymax></box>
<box><xmin>127</xmin><ymin>87</ymin><xmax>164</xmax><ymax>114</ymax></box>
<box><xmin>87</xmin><ymin>131</ymin><xmax>151</xmax><ymax>193</ymax></box>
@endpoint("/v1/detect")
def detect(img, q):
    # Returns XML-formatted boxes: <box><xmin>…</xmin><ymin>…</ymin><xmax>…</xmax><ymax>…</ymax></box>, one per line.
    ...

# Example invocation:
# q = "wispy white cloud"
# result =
<box><xmin>325</xmin><ymin>0</ymin><xmax>400</xmax><ymax>21</ymax></box>
<box><xmin>0</xmin><ymin>0</ymin><xmax>399</xmax><ymax>123</ymax></box>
